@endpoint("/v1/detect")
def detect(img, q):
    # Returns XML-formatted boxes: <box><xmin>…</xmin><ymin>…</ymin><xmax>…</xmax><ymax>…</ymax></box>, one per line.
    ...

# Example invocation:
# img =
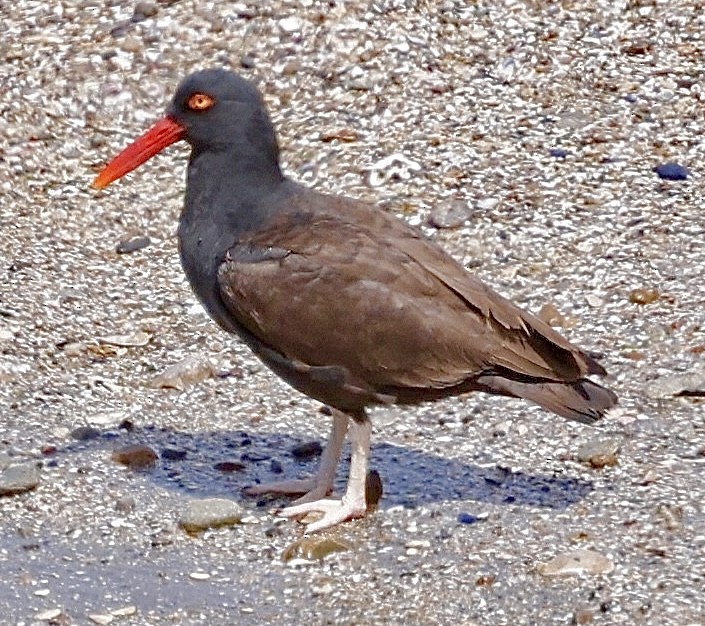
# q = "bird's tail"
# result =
<box><xmin>477</xmin><ymin>376</ymin><xmax>617</xmax><ymax>425</ymax></box>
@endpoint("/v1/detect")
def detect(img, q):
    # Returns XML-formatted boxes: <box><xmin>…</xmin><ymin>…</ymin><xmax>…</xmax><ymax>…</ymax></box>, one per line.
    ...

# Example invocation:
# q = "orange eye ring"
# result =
<box><xmin>187</xmin><ymin>93</ymin><xmax>215</xmax><ymax>111</ymax></box>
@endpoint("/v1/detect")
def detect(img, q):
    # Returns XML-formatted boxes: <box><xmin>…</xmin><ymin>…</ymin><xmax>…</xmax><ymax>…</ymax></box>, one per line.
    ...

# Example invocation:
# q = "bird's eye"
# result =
<box><xmin>187</xmin><ymin>93</ymin><xmax>215</xmax><ymax>111</ymax></box>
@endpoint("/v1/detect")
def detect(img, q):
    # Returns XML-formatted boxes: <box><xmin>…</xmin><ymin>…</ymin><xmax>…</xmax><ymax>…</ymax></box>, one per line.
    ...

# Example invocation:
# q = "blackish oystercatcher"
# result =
<box><xmin>94</xmin><ymin>69</ymin><xmax>617</xmax><ymax>532</ymax></box>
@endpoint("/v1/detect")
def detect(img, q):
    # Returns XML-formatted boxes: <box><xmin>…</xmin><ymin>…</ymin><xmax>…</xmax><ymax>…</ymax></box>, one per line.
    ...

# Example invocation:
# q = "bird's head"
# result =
<box><xmin>93</xmin><ymin>69</ymin><xmax>277</xmax><ymax>189</ymax></box>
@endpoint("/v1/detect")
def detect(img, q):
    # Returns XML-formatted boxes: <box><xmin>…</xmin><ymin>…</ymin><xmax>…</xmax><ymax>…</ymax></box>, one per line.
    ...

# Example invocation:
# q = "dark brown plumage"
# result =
<box><xmin>94</xmin><ymin>69</ymin><xmax>617</xmax><ymax>531</ymax></box>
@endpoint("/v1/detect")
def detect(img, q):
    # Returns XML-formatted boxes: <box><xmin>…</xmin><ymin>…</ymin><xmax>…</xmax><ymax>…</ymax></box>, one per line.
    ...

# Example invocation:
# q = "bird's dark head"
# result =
<box><xmin>93</xmin><ymin>69</ymin><xmax>279</xmax><ymax>189</ymax></box>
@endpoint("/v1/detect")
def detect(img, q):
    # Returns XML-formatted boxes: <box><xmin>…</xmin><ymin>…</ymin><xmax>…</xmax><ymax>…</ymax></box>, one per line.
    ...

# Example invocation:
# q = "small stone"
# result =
<box><xmin>537</xmin><ymin>549</ymin><xmax>614</xmax><ymax>577</ymax></box>
<box><xmin>98</xmin><ymin>330</ymin><xmax>151</xmax><ymax>347</ymax></box>
<box><xmin>71</xmin><ymin>426</ymin><xmax>101</xmax><ymax>441</ymax></box>
<box><xmin>628</xmin><ymin>288</ymin><xmax>660</xmax><ymax>305</ymax></box>
<box><xmin>150</xmin><ymin>354</ymin><xmax>217</xmax><ymax>390</ymax></box>
<box><xmin>179</xmin><ymin>497</ymin><xmax>244</xmax><ymax>532</ymax></box>
<box><xmin>550</xmin><ymin>148</ymin><xmax>569</xmax><ymax>158</ymax></box>
<box><xmin>573</xmin><ymin>607</ymin><xmax>596</xmax><ymax>624</ymax></box>
<box><xmin>647</xmin><ymin>370</ymin><xmax>705</xmax><ymax>398</ymax></box>
<box><xmin>427</xmin><ymin>198</ymin><xmax>473</xmax><ymax>229</ymax></box>
<box><xmin>189</xmin><ymin>571</ymin><xmax>211</xmax><ymax>580</ymax></box>
<box><xmin>35</xmin><ymin>608</ymin><xmax>63</xmax><ymax>621</ymax></box>
<box><xmin>0</xmin><ymin>452</ymin><xmax>11</xmax><ymax>471</ymax></box>
<box><xmin>320</xmin><ymin>128</ymin><xmax>359</xmax><ymax>143</ymax></box>
<box><xmin>291</xmin><ymin>440</ymin><xmax>322</xmax><ymax>459</ymax></box>
<box><xmin>0</xmin><ymin>463</ymin><xmax>41</xmax><ymax>496</ymax></box>
<box><xmin>279</xmin><ymin>16</ymin><xmax>303</xmax><ymax>34</ymax></box>
<box><xmin>367</xmin><ymin>153</ymin><xmax>422</xmax><ymax>187</ymax></box>
<box><xmin>116</xmin><ymin>235</ymin><xmax>150</xmax><ymax>254</ymax></box>
<box><xmin>240</xmin><ymin>54</ymin><xmax>256</xmax><ymax>69</ymax></box>
<box><xmin>61</xmin><ymin>341</ymin><xmax>86</xmax><ymax>356</ymax></box>
<box><xmin>121</xmin><ymin>36</ymin><xmax>143</xmax><ymax>54</ymax></box>
<box><xmin>585</xmin><ymin>294</ymin><xmax>604</xmax><ymax>308</ymax></box>
<box><xmin>161</xmin><ymin>448</ymin><xmax>187</xmax><ymax>461</ymax></box>
<box><xmin>34</xmin><ymin>588</ymin><xmax>50</xmax><ymax>596</ymax></box>
<box><xmin>88</xmin><ymin>614</ymin><xmax>113</xmax><ymax>625</ymax></box>
<box><xmin>111</xmin><ymin>606</ymin><xmax>137</xmax><ymax>617</ymax></box>
<box><xmin>112</xmin><ymin>444</ymin><xmax>158</xmax><ymax>469</ymax></box>
<box><xmin>281</xmin><ymin>536</ymin><xmax>352</xmax><ymax>562</ymax></box>
<box><xmin>577</xmin><ymin>437</ymin><xmax>621</xmax><ymax>468</ymax></box>
<box><xmin>654</xmin><ymin>162</ymin><xmax>689</xmax><ymax>181</ymax></box>
<box><xmin>457</xmin><ymin>512</ymin><xmax>479</xmax><ymax>524</ymax></box>
<box><xmin>133</xmin><ymin>0</ymin><xmax>158</xmax><ymax>18</ymax></box>
<box><xmin>213</xmin><ymin>460</ymin><xmax>245</xmax><ymax>472</ymax></box>
<box><xmin>656</xmin><ymin>503</ymin><xmax>683</xmax><ymax>530</ymax></box>
<box><xmin>365</xmin><ymin>469</ymin><xmax>383</xmax><ymax>512</ymax></box>
<box><xmin>115</xmin><ymin>495</ymin><xmax>136</xmax><ymax>513</ymax></box>
<box><xmin>476</xmin><ymin>197</ymin><xmax>499</xmax><ymax>210</ymax></box>
<box><xmin>406</xmin><ymin>539</ymin><xmax>431</xmax><ymax>549</ymax></box>
<box><xmin>538</xmin><ymin>302</ymin><xmax>568</xmax><ymax>327</ymax></box>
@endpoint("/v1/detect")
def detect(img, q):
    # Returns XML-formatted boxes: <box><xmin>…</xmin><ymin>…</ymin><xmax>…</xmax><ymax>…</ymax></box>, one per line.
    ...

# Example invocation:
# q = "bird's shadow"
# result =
<box><xmin>54</xmin><ymin>424</ymin><xmax>593</xmax><ymax>512</ymax></box>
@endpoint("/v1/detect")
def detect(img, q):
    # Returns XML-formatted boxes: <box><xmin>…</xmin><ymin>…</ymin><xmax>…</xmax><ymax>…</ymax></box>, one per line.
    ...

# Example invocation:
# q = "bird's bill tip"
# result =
<box><xmin>92</xmin><ymin>116</ymin><xmax>186</xmax><ymax>189</ymax></box>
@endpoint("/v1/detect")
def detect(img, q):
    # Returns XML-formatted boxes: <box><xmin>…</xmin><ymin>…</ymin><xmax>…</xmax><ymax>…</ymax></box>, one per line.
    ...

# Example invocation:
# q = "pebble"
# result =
<box><xmin>538</xmin><ymin>302</ymin><xmax>568</xmax><ymax>328</ymax></box>
<box><xmin>320</xmin><ymin>128</ymin><xmax>359</xmax><ymax>143</ymax></box>
<box><xmin>573</xmin><ymin>607</ymin><xmax>596</xmax><ymax>624</ymax></box>
<box><xmin>585</xmin><ymin>294</ymin><xmax>604</xmax><ymax>308</ymax></box>
<box><xmin>161</xmin><ymin>448</ymin><xmax>187</xmax><ymax>461</ymax></box>
<box><xmin>654</xmin><ymin>162</ymin><xmax>689</xmax><ymax>181</ymax></box>
<box><xmin>213</xmin><ymin>460</ymin><xmax>245</xmax><ymax>472</ymax></box>
<box><xmin>427</xmin><ymin>198</ymin><xmax>473</xmax><ymax>229</ymax></box>
<box><xmin>98</xmin><ymin>330</ymin><xmax>151</xmax><ymax>347</ymax></box>
<box><xmin>116</xmin><ymin>235</ymin><xmax>150</xmax><ymax>254</ymax></box>
<box><xmin>577</xmin><ymin>437</ymin><xmax>621</xmax><ymax>468</ymax></box>
<box><xmin>71</xmin><ymin>425</ymin><xmax>101</xmax><ymax>441</ymax></box>
<box><xmin>150</xmin><ymin>354</ymin><xmax>217</xmax><ymax>390</ymax></box>
<box><xmin>279</xmin><ymin>16</ymin><xmax>303</xmax><ymax>34</ymax></box>
<box><xmin>281</xmin><ymin>536</ymin><xmax>352</xmax><ymax>562</ymax></box>
<box><xmin>476</xmin><ymin>197</ymin><xmax>499</xmax><ymax>211</ymax></box>
<box><xmin>133</xmin><ymin>0</ymin><xmax>158</xmax><ymax>18</ymax></box>
<box><xmin>368</xmin><ymin>153</ymin><xmax>422</xmax><ymax>187</ymax></box>
<box><xmin>121</xmin><ymin>36</ymin><xmax>143</xmax><ymax>54</ymax></box>
<box><xmin>550</xmin><ymin>148</ymin><xmax>569</xmax><ymax>158</ymax></box>
<box><xmin>179</xmin><ymin>497</ymin><xmax>244</xmax><ymax>532</ymax></box>
<box><xmin>115</xmin><ymin>495</ymin><xmax>136</xmax><ymax>513</ymax></box>
<box><xmin>647</xmin><ymin>370</ymin><xmax>705</xmax><ymax>398</ymax></box>
<box><xmin>111</xmin><ymin>606</ymin><xmax>137</xmax><ymax>617</ymax></box>
<box><xmin>365</xmin><ymin>469</ymin><xmax>383</xmax><ymax>511</ymax></box>
<box><xmin>88</xmin><ymin>614</ymin><xmax>113</xmax><ymax>625</ymax></box>
<box><xmin>189</xmin><ymin>571</ymin><xmax>211</xmax><ymax>580</ymax></box>
<box><xmin>291</xmin><ymin>440</ymin><xmax>322</xmax><ymax>459</ymax></box>
<box><xmin>0</xmin><ymin>462</ymin><xmax>41</xmax><ymax>495</ymax></box>
<box><xmin>629</xmin><ymin>287</ymin><xmax>660</xmax><ymax>305</ymax></box>
<box><xmin>35</xmin><ymin>608</ymin><xmax>63</xmax><ymax>621</ymax></box>
<box><xmin>457</xmin><ymin>512</ymin><xmax>479</xmax><ymax>524</ymax></box>
<box><xmin>111</xmin><ymin>444</ymin><xmax>158</xmax><ymax>469</ymax></box>
<box><xmin>240</xmin><ymin>55</ymin><xmax>256</xmax><ymax>69</ymax></box>
<box><xmin>537</xmin><ymin>549</ymin><xmax>614</xmax><ymax>576</ymax></box>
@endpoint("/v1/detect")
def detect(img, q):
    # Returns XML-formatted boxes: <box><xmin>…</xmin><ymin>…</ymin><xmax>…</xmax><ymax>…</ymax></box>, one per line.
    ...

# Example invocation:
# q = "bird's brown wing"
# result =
<box><xmin>216</xmin><ymin>192</ymin><xmax>599</xmax><ymax>395</ymax></box>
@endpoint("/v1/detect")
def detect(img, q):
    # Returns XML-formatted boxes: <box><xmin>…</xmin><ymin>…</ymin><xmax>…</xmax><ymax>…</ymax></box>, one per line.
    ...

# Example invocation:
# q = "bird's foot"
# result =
<box><xmin>278</xmin><ymin>495</ymin><xmax>367</xmax><ymax>533</ymax></box>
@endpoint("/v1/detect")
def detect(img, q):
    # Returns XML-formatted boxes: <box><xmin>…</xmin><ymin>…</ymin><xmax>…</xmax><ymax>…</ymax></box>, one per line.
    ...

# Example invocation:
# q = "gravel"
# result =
<box><xmin>1</xmin><ymin>0</ymin><xmax>704</xmax><ymax>625</ymax></box>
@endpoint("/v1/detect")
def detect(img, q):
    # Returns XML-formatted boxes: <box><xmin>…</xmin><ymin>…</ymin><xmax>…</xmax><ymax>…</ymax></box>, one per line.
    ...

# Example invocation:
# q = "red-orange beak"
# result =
<box><xmin>93</xmin><ymin>116</ymin><xmax>186</xmax><ymax>189</ymax></box>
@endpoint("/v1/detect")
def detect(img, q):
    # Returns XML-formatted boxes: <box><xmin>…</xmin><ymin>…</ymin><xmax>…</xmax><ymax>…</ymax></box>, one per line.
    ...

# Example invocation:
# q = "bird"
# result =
<box><xmin>94</xmin><ymin>69</ymin><xmax>617</xmax><ymax>533</ymax></box>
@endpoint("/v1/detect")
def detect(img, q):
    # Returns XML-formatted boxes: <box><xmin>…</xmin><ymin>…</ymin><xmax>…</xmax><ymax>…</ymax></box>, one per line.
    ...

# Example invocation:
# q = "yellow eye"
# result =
<box><xmin>187</xmin><ymin>93</ymin><xmax>215</xmax><ymax>111</ymax></box>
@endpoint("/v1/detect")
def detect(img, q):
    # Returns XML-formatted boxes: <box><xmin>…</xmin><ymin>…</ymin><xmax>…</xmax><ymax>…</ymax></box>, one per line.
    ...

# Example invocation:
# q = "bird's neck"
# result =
<box><xmin>182</xmin><ymin>147</ymin><xmax>285</xmax><ymax>231</ymax></box>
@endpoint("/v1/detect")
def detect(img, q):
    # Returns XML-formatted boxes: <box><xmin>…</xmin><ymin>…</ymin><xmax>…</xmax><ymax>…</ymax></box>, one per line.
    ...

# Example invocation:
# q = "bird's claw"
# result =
<box><xmin>278</xmin><ymin>497</ymin><xmax>367</xmax><ymax>533</ymax></box>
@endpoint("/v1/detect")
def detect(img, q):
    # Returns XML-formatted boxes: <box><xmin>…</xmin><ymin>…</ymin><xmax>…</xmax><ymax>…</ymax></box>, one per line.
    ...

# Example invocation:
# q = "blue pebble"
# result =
<box><xmin>457</xmin><ymin>512</ymin><xmax>478</xmax><ymax>524</ymax></box>
<box><xmin>654</xmin><ymin>162</ymin><xmax>689</xmax><ymax>181</ymax></box>
<box><xmin>549</xmin><ymin>148</ymin><xmax>568</xmax><ymax>158</ymax></box>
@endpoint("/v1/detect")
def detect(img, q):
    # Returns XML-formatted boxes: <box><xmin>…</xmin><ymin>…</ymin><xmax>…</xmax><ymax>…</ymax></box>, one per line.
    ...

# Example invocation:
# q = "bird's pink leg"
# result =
<box><xmin>244</xmin><ymin>410</ymin><xmax>349</xmax><ymax>501</ymax></box>
<box><xmin>278</xmin><ymin>414</ymin><xmax>370</xmax><ymax>533</ymax></box>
